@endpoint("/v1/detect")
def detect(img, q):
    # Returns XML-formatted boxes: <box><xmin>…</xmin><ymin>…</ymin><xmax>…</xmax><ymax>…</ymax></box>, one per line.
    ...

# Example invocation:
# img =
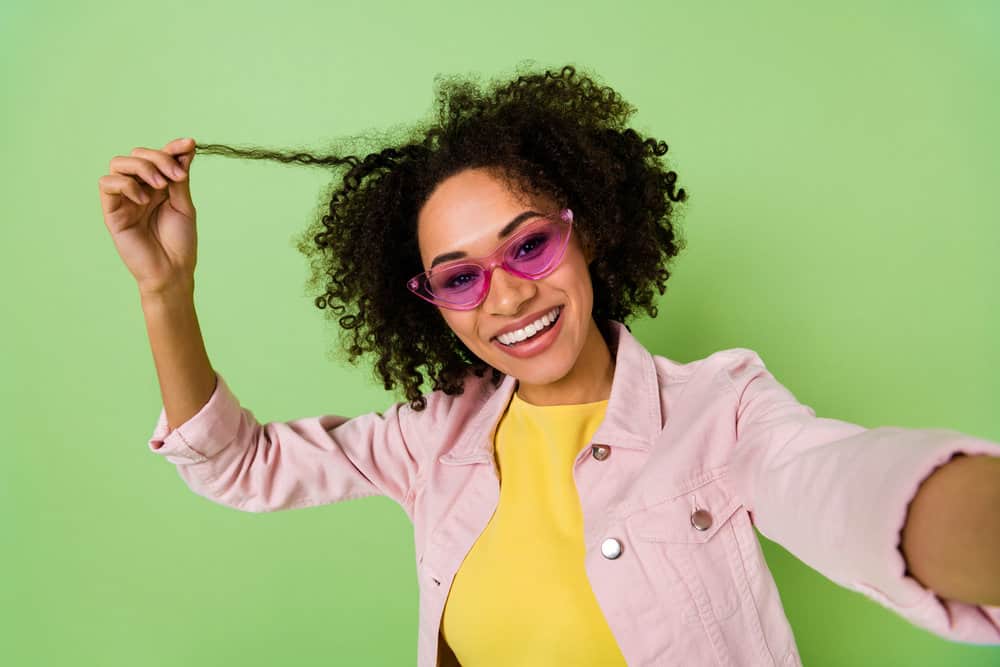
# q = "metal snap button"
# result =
<box><xmin>601</xmin><ymin>537</ymin><xmax>623</xmax><ymax>559</ymax></box>
<box><xmin>592</xmin><ymin>444</ymin><xmax>611</xmax><ymax>461</ymax></box>
<box><xmin>691</xmin><ymin>508</ymin><xmax>713</xmax><ymax>531</ymax></box>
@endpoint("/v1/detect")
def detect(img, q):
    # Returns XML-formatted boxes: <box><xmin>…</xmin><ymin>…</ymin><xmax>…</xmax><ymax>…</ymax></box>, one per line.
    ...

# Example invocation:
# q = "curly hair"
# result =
<box><xmin>193</xmin><ymin>63</ymin><xmax>688</xmax><ymax>411</ymax></box>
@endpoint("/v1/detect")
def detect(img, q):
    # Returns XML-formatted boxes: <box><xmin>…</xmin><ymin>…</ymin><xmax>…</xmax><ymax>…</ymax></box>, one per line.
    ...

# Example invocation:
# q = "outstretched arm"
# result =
<box><xmin>724</xmin><ymin>347</ymin><xmax>1000</xmax><ymax>644</ymax></box>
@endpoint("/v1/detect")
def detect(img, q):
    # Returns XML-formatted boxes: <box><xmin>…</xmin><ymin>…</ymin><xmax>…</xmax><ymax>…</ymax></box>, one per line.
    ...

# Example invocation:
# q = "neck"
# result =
<box><xmin>515</xmin><ymin>318</ymin><xmax>615</xmax><ymax>406</ymax></box>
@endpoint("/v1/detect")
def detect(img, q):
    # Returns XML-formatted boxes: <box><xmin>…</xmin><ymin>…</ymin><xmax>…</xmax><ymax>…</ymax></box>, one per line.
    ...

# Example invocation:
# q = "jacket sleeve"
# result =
<box><xmin>147</xmin><ymin>370</ymin><xmax>422</xmax><ymax>514</ymax></box>
<box><xmin>723</xmin><ymin>348</ymin><xmax>1000</xmax><ymax>644</ymax></box>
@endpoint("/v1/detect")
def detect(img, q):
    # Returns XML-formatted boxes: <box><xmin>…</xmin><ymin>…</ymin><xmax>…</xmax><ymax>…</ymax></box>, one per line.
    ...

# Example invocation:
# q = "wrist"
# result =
<box><xmin>139</xmin><ymin>280</ymin><xmax>195</xmax><ymax>309</ymax></box>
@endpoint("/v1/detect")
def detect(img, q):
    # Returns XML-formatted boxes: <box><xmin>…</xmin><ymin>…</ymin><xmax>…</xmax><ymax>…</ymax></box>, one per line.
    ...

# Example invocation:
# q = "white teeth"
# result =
<box><xmin>496</xmin><ymin>306</ymin><xmax>561</xmax><ymax>346</ymax></box>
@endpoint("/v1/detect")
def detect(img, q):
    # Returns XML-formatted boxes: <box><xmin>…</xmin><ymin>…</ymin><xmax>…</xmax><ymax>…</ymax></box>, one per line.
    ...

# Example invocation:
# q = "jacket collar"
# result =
<box><xmin>438</xmin><ymin>320</ymin><xmax>663</xmax><ymax>466</ymax></box>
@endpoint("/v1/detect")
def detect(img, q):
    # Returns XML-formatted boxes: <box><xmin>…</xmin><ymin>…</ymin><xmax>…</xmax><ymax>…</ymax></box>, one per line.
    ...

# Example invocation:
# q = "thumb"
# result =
<box><xmin>167</xmin><ymin>149</ymin><xmax>196</xmax><ymax>217</ymax></box>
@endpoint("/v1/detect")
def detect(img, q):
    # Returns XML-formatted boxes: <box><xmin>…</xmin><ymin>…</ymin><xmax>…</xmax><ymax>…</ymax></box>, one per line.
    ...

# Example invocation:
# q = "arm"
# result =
<box><xmin>140</xmin><ymin>281</ymin><xmax>217</xmax><ymax>432</ymax></box>
<box><xmin>141</xmin><ymin>284</ymin><xmax>424</xmax><ymax>514</ymax></box>
<box><xmin>900</xmin><ymin>454</ymin><xmax>1000</xmax><ymax>606</ymax></box>
<box><xmin>146</xmin><ymin>372</ymin><xmax>423</xmax><ymax>513</ymax></box>
<box><xmin>723</xmin><ymin>349</ymin><xmax>1000</xmax><ymax>644</ymax></box>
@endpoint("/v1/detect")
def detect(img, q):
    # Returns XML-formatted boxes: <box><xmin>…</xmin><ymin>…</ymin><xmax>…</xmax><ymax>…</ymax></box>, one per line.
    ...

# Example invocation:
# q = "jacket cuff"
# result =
<box><xmin>853</xmin><ymin>431</ymin><xmax>1000</xmax><ymax>640</ymax></box>
<box><xmin>147</xmin><ymin>371</ymin><xmax>242</xmax><ymax>465</ymax></box>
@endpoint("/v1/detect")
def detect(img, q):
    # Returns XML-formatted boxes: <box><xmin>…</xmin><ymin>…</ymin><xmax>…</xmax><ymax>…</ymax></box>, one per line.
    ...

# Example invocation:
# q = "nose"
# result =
<box><xmin>484</xmin><ymin>265</ymin><xmax>536</xmax><ymax>315</ymax></box>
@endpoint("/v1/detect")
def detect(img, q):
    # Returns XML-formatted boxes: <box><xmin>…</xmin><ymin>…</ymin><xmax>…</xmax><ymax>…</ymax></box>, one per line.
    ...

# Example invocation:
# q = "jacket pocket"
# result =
<box><xmin>626</xmin><ymin>476</ymin><xmax>746</xmax><ymax>625</ymax></box>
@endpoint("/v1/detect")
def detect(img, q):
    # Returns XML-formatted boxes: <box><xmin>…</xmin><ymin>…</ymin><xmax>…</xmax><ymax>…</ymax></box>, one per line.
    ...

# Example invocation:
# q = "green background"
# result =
<box><xmin>3</xmin><ymin>0</ymin><xmax>998</xmax><ymax>665</ymax></box>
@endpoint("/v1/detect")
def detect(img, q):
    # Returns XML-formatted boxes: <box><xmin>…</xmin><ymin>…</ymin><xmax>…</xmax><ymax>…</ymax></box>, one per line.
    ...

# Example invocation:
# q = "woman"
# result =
<box><xmin>99</xmin><ymin>65</ymin><xmax>1000</xmax><ymax>666</ymax></box>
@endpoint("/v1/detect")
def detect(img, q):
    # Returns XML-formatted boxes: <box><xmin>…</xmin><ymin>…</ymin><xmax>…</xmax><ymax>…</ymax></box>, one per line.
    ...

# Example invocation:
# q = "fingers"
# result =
<box><xmin>162</xmin><ymin>136</ymin><xmax>196</xmax><ymax>156</ymax></box>
<box><xmin>99</xmin><ymin>138</ymin><xmax>197</xmax><ymax>217</ymax></box>
<box><xmin>163</xmin><ymin>137</ymin><xmax>196</xmax><ymax>174</ymax></box>
<box><xmin>106</xmin><ymin>158</ymin><xmax>169</xmax><ymax>194</ymax></box>
<box><xmin>169</xmin><ymin>137</ymin><xmax>196</xmax><ymax>172</ymax></box>
<box><xmin>157</xmin><ymin>140</ymin><xmax>196</xmax><ymax>217</ymax></box>
<box><xmin>98</xmin><ymin>173</ymin><xmax>150</xmax><ymax>213</ymax></box>
<box><xmin>131</xmin><ymin>146</ymin><xmax>187</xmax><ymax>180</ymax></box>
<box><xmin>176</xmin><ymin>149</ymin><xmax>195</xmax><ymax>172</ymax></box>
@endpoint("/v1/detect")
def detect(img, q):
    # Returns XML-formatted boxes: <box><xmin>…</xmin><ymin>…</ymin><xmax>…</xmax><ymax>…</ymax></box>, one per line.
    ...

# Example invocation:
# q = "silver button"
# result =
<box><xmin>691</xmin><ymin>508</ymin><xmax>713</xmax><ymax>531</ymax></box>
<box><xmin>601</xmin><ymin>537</ymin><xmax>623</xmax><ymax>559</ymax></box>
<box><xmin>592</xmin><ymin>444</ymin><xmax>611</xmax><ymax>461</ymax></box>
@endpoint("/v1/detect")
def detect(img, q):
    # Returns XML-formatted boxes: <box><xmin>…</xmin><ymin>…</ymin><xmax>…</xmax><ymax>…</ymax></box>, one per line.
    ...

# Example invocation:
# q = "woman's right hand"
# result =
<box><xmin>98</xmin><ymin>137</ymin><xmax>198</xmax><ymax>296</ymax></box>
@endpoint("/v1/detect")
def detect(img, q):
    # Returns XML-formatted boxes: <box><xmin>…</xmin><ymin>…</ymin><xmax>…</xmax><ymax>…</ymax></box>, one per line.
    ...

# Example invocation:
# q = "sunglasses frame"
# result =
<box><xmin>407</xmin><ymin>208</ymin><xmax>575</xmax><ymax>311</ymax></box>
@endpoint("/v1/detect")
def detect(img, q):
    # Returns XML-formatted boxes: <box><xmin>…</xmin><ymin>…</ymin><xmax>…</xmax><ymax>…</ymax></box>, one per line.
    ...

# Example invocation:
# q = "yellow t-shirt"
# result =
<box><xmin>440</xmin><ymin>390</ymin><xmax>628</xmax><ymax>666</ymax></box>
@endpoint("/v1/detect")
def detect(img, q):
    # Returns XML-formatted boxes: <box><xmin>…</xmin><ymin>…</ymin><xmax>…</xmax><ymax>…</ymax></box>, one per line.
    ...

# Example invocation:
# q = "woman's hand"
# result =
<box><xmin>98</xmin><ymin>137</ymin><xmax>198</xmax><ymax>296</ymax></box>
<box><xmin>900</xmin><ymin>453</ymin><xmax>1000</xmax><ymax>606</ymax></box>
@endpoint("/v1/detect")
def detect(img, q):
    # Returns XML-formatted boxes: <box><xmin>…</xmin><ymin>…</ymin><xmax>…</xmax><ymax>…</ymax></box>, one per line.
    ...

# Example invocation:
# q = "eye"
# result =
<box><xmin>514</xmin><ymin>232</ymin><xmax>549</xmax><ymax>258</ymax></box>
<box><xmin>445</xmin><ymin>272</ymin><xmax>477</xmax><ymax>288</ymax></box>
<box><xmin>432</xmin><ymin>266</ymin><xmax>483</xmax><ymax>293</ymax></box>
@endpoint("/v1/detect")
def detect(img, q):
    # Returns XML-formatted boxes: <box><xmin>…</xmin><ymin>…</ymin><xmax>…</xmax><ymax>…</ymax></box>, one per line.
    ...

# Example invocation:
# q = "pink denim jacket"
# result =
<box><xmin>148</xmin><ymin>320</ymin><xmax>1000</xmax><ymax>666</ymax></box>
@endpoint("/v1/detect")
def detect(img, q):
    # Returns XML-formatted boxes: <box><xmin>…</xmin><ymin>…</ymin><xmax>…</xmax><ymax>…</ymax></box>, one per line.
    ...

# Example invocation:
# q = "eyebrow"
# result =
<box><xmin>429</xmin><ymin>210</ymin><xmax>542</xmax><ymax>269</ymax></box>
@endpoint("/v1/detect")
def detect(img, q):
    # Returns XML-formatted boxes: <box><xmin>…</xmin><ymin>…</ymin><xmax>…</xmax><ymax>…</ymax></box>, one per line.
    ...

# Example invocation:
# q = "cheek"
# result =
<box><xmin>554</xmin><ymin>252</ymin><xmax>593</xmax><ymax>298</ymax></box>
<box><xmin>562</xmin><ymin>258</ymin><xmax>594</xmax><ymax>316</ymax></box>
<box><xmin>440</xmin><ymin>310</ymin><xmax>480</xmax><ymax>343</ymax></box>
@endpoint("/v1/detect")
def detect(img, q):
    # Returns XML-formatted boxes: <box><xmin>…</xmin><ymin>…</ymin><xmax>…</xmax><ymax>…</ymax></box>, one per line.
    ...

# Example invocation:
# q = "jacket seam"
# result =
<box><xmin>720</xmin><ymin>349</ymin><xmax>748</xmax><ymax>403</ymax></box>
<box><xmin>185</xmin><ymin>432</ymin><xmax>241</xmax><ymax>486</ymax></box>
<box><xmin>732</xmin><ymin>511</ymin><xmax>779</xmax><ymax>665</ymax></box>
<box><xmin>401</xmin><ymin>404</ymin><xmax>423</xmax><ymax>513</ymax></box>
<box><xmin>218</xmin><ymin>489</ymin><xmax>381</xmax><ymax>512</ymax></box>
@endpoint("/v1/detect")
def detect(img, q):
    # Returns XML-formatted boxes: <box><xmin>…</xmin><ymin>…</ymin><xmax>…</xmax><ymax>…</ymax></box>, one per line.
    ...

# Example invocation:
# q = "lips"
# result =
<box><xmin>490</xmin><ymin>303</ymin><xmax>565</xmax><ymax>359</ymax></box>
<box><xmin>490</xmin><ymin>305</ymin><xmax>564</xmax><ymax>342</ymax></box>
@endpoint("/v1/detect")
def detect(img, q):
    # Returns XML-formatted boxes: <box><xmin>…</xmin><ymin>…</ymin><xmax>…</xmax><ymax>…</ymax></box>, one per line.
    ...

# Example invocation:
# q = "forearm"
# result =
<box><xmin>140</xmin><ymin>281</ymin><xmax>217</xmax><ymax>432</ymax></box>
<box><xmin>899</xmin><ymin>453</ymin><xmax>1000</xmax><ymax>606</ymax></box>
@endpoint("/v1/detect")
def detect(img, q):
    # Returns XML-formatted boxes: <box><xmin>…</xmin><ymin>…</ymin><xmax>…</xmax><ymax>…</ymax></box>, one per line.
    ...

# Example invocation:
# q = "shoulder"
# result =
<box><xmin>647</xmin><ymin>345</ymin><xmax>768</xmax><ymax>393</ymax></box>
<box><xmin>390</xmin><ymin>368</ymin><xmax>508</xmax><ymax>465</ymax></box>
<box><xmin>399</xmin><ymin>368</ymin><xmax>502</xmax><ymax>431</ymax></box>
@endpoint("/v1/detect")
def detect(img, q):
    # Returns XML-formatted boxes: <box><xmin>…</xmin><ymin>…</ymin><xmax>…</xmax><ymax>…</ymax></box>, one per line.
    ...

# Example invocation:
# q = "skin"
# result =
<box><xmin>416</xmin><ymin>167</ymin><xmax>615</xmax><ymax>406</ymax></box>
<box><xmin>899</xmin><ymin>453</ymin><xmax>1000</xmax><ymax>606</ymax></box>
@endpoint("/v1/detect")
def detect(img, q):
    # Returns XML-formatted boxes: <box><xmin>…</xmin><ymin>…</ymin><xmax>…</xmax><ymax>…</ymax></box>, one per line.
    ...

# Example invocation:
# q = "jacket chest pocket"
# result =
<box><xmin>626</xmin><ymin>478</ymin><xmax>747</xmax><ymax>625</ymax></box>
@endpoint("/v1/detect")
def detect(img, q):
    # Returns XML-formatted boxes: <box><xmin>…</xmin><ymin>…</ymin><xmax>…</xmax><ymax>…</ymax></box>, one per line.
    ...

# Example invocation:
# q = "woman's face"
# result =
<box><xmin>416</xmin><ymin>167</ymin><xmax>595</xmax><ymax>386</ymax></box>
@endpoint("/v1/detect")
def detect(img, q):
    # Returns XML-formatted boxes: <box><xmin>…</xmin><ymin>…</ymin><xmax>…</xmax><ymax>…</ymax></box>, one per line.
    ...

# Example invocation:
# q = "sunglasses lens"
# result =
<box><xmin>427</xmin><ymin>265</ymin><xmax>485</xmax><ymax>307</ymax></box>
<box><xmin>505</xmin><ymin>223</ymin><xmax>567</xmax><ymax>276</ymax></box>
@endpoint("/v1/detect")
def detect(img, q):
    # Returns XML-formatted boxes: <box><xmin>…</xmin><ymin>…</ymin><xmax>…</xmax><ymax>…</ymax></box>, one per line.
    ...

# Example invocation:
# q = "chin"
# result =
<box><xmin>468</xmin><ymin>312</ymin><xmax>585</xmax><ymax>383</ymax></box>
<box><xmin>487</xmin><ymin>344</ymin><xmax>578</xmax><ymax>385</ymax></box>
<box><xmin>509</xmin><ymin>363</ymin><xmax>573</xmax><ymax>386</ymax></box>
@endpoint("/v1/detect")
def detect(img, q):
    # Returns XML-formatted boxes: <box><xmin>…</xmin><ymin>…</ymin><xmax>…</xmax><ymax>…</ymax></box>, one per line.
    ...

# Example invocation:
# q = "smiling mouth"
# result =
<box><xmin>492</xmin><ymin>305</ymin><xmax>563</xmax><ymax>347</ymax></box>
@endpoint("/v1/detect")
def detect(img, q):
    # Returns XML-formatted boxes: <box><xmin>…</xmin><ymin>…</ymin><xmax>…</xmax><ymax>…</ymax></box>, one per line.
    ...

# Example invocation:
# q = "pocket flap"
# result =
<box><xmin>628</xmin><ymin>480</ymin><xmax>743</xmax><ymax>544</ymax></box>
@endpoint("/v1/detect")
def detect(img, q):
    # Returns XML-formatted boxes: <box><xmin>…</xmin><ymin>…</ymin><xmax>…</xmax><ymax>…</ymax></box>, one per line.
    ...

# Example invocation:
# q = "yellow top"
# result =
<box><xmin>440</xmin><ymin>390</ymin><xmax>627</xmax><ymax>666</ymax></box>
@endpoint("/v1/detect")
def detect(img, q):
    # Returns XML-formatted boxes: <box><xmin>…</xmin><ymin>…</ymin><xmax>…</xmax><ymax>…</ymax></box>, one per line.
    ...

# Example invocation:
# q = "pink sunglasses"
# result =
<box><xmin>407</xmin><ymin>208</ymin><xmax>574</xmax><ymax>311</ymax></box>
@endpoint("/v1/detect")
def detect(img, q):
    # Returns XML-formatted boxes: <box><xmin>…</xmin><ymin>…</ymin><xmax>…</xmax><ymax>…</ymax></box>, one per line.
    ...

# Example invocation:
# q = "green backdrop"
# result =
<box><xmin>3</xmin><ymin>0</ymin><xmax>998</xmax><ymax>665</ymax></box>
